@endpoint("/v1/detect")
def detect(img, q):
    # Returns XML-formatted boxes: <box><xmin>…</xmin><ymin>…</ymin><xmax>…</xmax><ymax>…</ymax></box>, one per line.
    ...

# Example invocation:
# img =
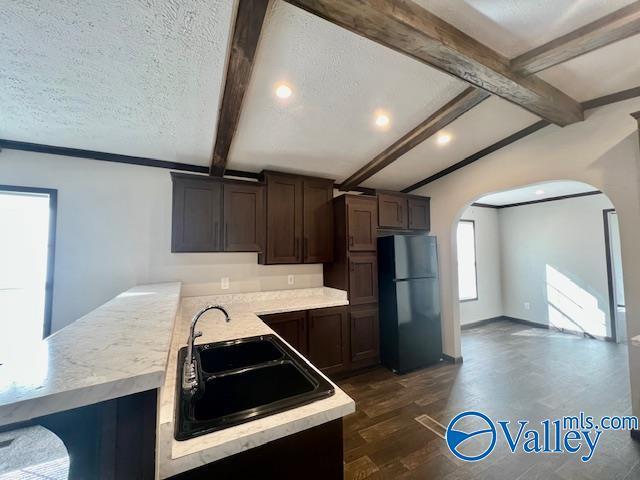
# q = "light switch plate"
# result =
<box><xmin>287</xmin><ymin>275</ymin><xmax>294</xmax><ymax>285</ymax></box>
<box><xmin>524</xmin><ymin>302</ymin><xmax>531</xmax><ymax>310</ymax></box>
<box><xmin>221</xmin><ymin>277</ymin><xmax>230</xmax><ymax>290</ymax></box>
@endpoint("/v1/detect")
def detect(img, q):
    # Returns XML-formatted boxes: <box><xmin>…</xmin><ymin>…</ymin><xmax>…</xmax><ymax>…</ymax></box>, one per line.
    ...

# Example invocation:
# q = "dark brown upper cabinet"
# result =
<box><xmin>262</xmin><ymin>171</ymin><xmax>334</xmax><ymax>265</ymax></box>
<box><xmin>378</xmin><ymin>192</ymin><xmax>408</xmax><ymax>229</ymax></box>
<box><xmin>172</xmin><ymin>175</ymin><xmax>223</xmax><ymax>252</ymax></box>
<box><xmin>347</xmin><ymin>196</ymin><xmax>378</xmax><ymax>251</ymax></box>
<box><xmin>264</xmin><ymin>172</ymin><xmax>303</xmax><ymax>263</ymax></box>
<box><xmin>407</xmin><ymin>196</ymin><xmax>431</xmax><ymax>231</ymax></box>
<box><xmin>378</xmin><ymin>192</ymin><xmax>431</xmax><ymax>232</ymax></box>
<box><xmin>303</xmin><ymin>178</ymin><xmax>334</xmax><ymax>263</ymax></box>
<box><xmin>171</xmin><ymin>173</ymin><xmax>264</xmax><ymax>253</ymax></box>
<box><xmin>223</xmin><ymin>182</ymin><xmax>265</xmax><ymax>251</ymax></box>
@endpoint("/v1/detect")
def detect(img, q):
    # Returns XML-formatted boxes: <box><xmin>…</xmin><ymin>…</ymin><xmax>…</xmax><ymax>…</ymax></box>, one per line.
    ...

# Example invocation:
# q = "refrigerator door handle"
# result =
<box><xmin>393</xmin><ymin>276</ymin><xmax>436</xmax><ymax>282</ymax></box>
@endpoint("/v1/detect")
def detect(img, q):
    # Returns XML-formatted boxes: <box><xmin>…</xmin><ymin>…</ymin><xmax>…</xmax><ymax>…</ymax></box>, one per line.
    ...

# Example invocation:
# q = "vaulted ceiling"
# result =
<box><xmin>2</xmin><ymin>0</ymin><xmax>639</xmax><ymax>192</ymax></box>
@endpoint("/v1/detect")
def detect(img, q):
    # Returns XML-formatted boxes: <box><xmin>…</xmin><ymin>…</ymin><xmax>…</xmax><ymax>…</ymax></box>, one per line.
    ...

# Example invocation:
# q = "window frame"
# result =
<box><xmin>0</xmin><ymin>184</ymin><xmax>58</xmax><ymax>337</ymax></box>
<box><xmin>457</xmin><ymin>219</ymin><xmax>479</xmax><ymax>302</ymax></box>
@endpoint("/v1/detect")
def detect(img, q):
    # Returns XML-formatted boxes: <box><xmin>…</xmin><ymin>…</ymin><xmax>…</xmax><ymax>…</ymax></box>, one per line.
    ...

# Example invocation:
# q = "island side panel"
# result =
<box><xmin>168</xmin><ymin>419</ymin><xmax>343</xmax><ymax>480</ymax></box>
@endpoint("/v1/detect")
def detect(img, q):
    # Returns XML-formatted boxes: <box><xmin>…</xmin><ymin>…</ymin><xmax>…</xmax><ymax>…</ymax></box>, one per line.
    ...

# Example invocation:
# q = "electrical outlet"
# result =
<box><xmin>221</xmin><ymin>277</ymin><xmax>230</xmax><ymax>290</ymax></box>
<box><xmin>287</xmin><ymin>275</ymin><xmax>294</xmax><ymax>285</ymax></box>
<box><xmin>524</xmin><ymin>302</ymin><xmax>531</xmax><ymax>310</ymax></box>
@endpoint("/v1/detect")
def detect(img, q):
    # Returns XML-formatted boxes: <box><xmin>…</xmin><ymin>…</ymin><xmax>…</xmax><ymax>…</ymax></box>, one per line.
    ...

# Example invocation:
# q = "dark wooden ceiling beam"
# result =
<box><xmin>337</xmin><ymin>2</ymin><xmax>640</xmax><ymax>192</ymax></box>
<box><xmin>339</xmin><ymin>87</ymin><xmax>489</xmax><ymax>191</ymax></box>
<box><xmin>512</xmin><ymin>2</ymin><xmax>640</xmax><ymax>75</ymax></box>
<box><xmin>402</xmin><ymin>85</ymin><xmax>640</xmax><ymax>193</ymax></box>
<box><xmin>210</xmin><ymin>0</ymin><xmax>270</xmax><ymax>176</ymax></box>
<box><xmin>284</xmin><ymin>0</ymin><xmax>583</xmax><ymax>126</ymax></box>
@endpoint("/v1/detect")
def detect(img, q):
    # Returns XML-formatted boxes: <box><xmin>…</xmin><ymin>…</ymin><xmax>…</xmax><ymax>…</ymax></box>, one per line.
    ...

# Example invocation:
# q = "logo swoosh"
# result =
<box><xmin>447</xmin><ymin>427</ymin><xmax>494</xmax><ymax>451</ymax></box>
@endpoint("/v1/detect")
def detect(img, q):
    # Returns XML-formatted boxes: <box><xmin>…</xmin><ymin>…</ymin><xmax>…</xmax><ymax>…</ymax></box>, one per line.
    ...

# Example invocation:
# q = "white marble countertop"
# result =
<box><xmin>157</xmin><ymin>287</ymin><xmax>355</xmax><ymax>479</ymax></box>
<box><xmin>0</xmin><ymin>282</ymin><xmax>182</xmax><ymax>427</ymax></box>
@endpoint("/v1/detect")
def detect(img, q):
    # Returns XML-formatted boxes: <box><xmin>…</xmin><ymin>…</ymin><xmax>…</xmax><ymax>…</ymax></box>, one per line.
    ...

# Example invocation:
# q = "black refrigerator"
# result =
<box><xmin>377</xmin><ymin>235</ymin><xmax>442</xmax><ymax>373</ymax></box>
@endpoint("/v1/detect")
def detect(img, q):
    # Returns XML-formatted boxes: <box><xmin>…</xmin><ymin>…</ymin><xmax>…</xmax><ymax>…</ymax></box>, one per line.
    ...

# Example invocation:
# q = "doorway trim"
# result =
<box><xmin>0</xmin><ymin>184</ymin><xmax>58</xmax><ymax>337</ymax></box>
<box><xmin>602</xmin><ymin>208</ymin><xmax>619</xmax><ymax>342</ymax></box>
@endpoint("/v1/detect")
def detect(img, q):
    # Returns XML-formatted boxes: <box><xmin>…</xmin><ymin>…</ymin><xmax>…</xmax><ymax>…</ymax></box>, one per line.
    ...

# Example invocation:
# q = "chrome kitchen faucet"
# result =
<box><xmin>182</xmin><ymin>304</ymin><xmax>230</xmax><ymax>393</ymax></box>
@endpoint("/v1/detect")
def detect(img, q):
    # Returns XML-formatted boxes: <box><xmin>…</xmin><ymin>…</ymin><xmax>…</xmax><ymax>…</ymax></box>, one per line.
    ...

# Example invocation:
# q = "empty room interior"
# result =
<box><xmin>1</xmin><ymin>1</ymin><xmax>640</xmax><ymax>479</ymax></box>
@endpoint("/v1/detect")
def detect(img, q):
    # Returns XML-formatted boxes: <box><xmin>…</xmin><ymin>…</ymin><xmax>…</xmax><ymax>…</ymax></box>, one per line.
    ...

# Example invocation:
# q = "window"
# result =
<box><xmin>0</xmin><ymin>185</ymin><xmax>57</xmax><ymax>358</ymax></box>
<box><xmin>457</xmin><ymin>220</ymin><xmax>478</xmax><ymax>301</ymax></box>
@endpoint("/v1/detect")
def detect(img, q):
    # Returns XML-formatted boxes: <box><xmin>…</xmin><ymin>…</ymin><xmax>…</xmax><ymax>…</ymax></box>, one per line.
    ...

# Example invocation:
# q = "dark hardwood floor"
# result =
<box><xmin>338</xmin><ymin>320</ymin><xmax>640</xmax><ymax>479</ymax></box>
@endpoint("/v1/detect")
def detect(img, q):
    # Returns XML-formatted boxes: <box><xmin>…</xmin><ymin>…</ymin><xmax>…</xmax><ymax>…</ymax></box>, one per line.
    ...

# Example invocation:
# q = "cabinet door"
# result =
<box><xmin>172</xmin><ymin>176</ymin><xmax>222</xmax><ymax>252</ymax></box>
<box><xmin>408</xmin><ymin>197</ymin><xmax>430</xmax><ymax>231</ymax></box>
<box><xmin>350</xmin><ymin>305</ymin><xmax>380</xmax><ymax>368</ymax></box>
<box><xmin>303</xmin><ymin>178</ymin><xmax>334</xmax><ymax>263</ymax></box>
<box><xmin>265</xmin><ymin>173</ymin><xmax>303</xmax><ymax>263</ymax></box>
<box><xmin>346</xmin><ymin>196</ymin><xmax>377</xmax><ymax>251</ymax></box>
<box><xmin>307</xmin><ymin>307</ymin><xmax>348</xmax><ymax>375</ymax></box>
<box><xmin>223</xmin><ymin>183</ymin><xmax>264</xmax><ymax>252</ymax></box>
<box><xmin>349</xmin><ymin>254</ymin><xmax>378</xmax><ymax>305</ymax></box>
<box><xmin>378</xmin><ymin>193</ymin><xmax>408</xmax><ymax>229</ymax></box>
<box><xmin>260</xmin><ymin>311</ymin><xmax>308</xmax><ymax>356</ymax></box>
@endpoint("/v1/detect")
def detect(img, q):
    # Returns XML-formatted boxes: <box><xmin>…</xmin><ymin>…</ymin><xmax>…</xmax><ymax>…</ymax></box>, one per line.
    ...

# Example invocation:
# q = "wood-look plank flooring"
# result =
<box><xmin>338</xmin><ymin>321</ymin><xmax>640</xmax><ymax>479</ymax></box>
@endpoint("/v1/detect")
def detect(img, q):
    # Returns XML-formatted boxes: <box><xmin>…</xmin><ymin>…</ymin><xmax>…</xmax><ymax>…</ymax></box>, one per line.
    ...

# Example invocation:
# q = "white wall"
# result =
<box><xmin>458</xmin><ymin>205</ymin><xmax>503</xmax><ymax>325</ymax></box>
<box><xmin>412</xmin><ymin>97</ymin><xmax>640</xmax><ymax>416</ymax></box>
<box><xmin>0</xmin><ymin>150</ymin><xmax>323</xmax><ymax>332</ymax></box>
<box><xmin>499</xmin><ymin>194</ymin><xmax>614</xmax><ymax>338</ymax></box>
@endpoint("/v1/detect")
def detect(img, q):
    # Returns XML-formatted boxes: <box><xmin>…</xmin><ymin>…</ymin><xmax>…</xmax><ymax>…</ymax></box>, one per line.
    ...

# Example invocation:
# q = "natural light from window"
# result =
<box><xmin>545</xmin><ymin>264</ymin><xmax>607</xmax><ymax>338</ymax></box>
<box><xmin>457</xmin><ymin>220</ymin><xmax>478</xmax><ymax>301</ymax></box>
<box><xmin>0</xmin><ymin>191</ymin><xmax>51</xmax><ymax>360</ymax></box>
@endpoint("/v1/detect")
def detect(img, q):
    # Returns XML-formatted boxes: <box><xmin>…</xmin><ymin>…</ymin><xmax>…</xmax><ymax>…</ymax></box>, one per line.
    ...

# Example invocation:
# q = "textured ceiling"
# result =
<box><xmin>417</xmin><ymin>0</ymin><xmax>636</xmax><ymax>58</ymax></box>
<box><xmin>1</xmin><ymin>0</ymin><xmax>639</xmax><ymax>190</ymax></box>
<box><xmin>0</xmin><ymin>0</ymin><xmax>235</xmax><ymax>166</ymax></box>
<box><xmin>363</xmin><ymin>96</ymin><xmax>539</xmax><ymax>191</ymax></box>
<box><xmin>539</xmin><ymin>35</ymin><xmax>640</xmax><ymax>102</ymax></box>
<box><xmin>476</xmin><ymin>180</ymin><xmax>599</xmax><ymax>206</ymax></box>
<box><xmin>227</xmin><ymin>1</ymin><xmax>467</xmax><ymax>180</ymax></box>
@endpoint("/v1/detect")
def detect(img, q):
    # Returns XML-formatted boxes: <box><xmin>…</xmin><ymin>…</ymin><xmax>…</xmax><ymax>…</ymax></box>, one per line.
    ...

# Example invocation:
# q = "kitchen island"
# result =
<box><xmin>0</xmin><ymin>283</ymin><xmax>354</xmax><ymax>479</ymax></box>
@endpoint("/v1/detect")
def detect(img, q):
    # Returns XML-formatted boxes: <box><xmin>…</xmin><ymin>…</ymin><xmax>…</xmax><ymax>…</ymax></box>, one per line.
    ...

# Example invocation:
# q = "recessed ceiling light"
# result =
<box><xmin>275</xmin><ymin>83</ymin><xmax>292</xmax><ymax>99</ymax></box>
<box><xmin>436</xmin><ymin>132</ymin><xmax>452</xmax><ymax>145</ymax></box>
<box><xmin>535</xmin><ymin>189</ymin><xmax>545</xmax><ymax>195</ymax></box>
<box><xmin>375</xmin><ymin>113</ymin><xmax>390</xmax><ymax>128</ymax></box>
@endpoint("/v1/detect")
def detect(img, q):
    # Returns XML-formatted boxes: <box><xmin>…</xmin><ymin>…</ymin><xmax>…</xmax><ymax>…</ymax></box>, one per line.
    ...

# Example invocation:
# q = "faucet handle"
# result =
<box><xmin>194</xmin><ymin>331</ymin><xmax>203</xmax><ymax>339</ymax></box>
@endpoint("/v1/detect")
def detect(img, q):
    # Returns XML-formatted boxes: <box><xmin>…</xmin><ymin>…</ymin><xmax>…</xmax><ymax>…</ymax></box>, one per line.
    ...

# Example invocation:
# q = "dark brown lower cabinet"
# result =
<box><xmin>349</xmin><ymin>304</ymin><xmax>380</xmax><ymax>370</ymax></box>
<box><xmin>260</xmin><ymin>305</ymin><xmax>378</xmax><ymax>377</ymax></box>
<box><xmin>260</xmin><ymin>310</ymin><xmax>308</xmax><ymax>356</ymax></box>
<box><xmin>307</xmin><ymin>307</ymin><xmax>349</xmax><ymax>375</ymax></box>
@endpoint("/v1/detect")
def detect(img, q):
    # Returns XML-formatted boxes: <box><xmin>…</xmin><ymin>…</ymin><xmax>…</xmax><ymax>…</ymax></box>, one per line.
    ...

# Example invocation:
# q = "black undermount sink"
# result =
<box><xmin>175</xmin><ymin>334</ymin><xmax>335</xmax><ymax>441</ymax></box>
